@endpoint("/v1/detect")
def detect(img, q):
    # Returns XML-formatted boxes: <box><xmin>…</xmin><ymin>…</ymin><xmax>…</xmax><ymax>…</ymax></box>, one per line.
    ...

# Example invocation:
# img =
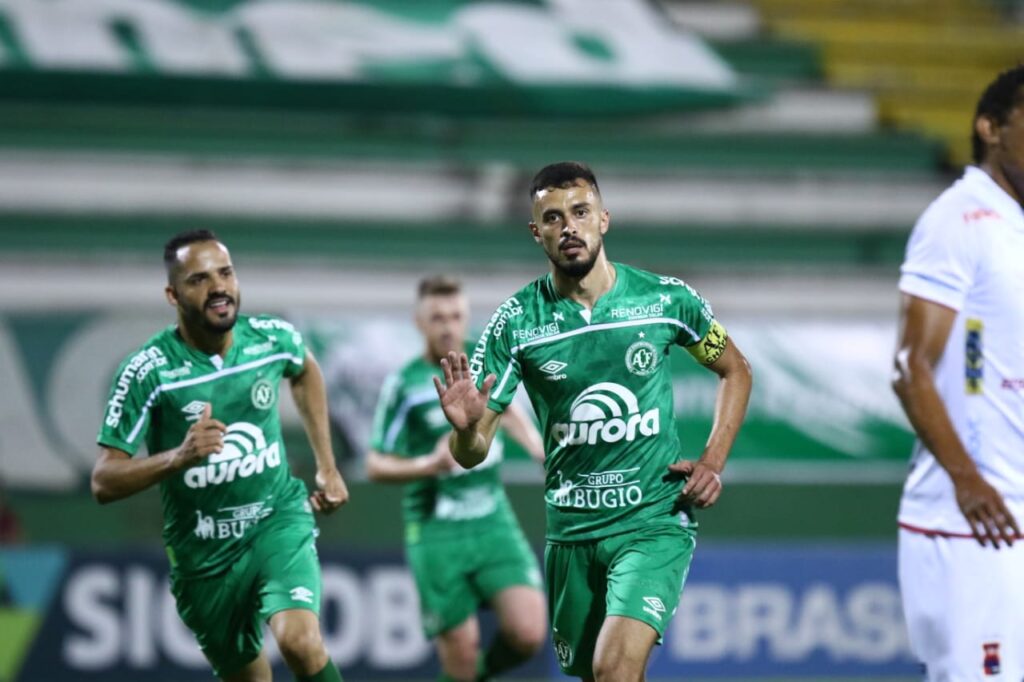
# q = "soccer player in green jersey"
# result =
<box><xmin>433</xmin><ymin>163</ymin><xmax>753</xmax><ymax>681</ymax></box>
<box><xmin>367</xmin><ymin>275</ymin><xmax>547</xmax><ymax>682</ymax></box>
<box><xmin>91</xmin><ymin>230</ymin><xmax>348</xmax><ymax>682</ymax></box>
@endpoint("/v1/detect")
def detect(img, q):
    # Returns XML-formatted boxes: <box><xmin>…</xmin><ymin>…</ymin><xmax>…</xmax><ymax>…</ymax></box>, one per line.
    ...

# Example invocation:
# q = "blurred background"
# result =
<box><xmin>0</xmin><ymin>0</ymin><xmax>1021</xmax><ymax>679</ymax></box>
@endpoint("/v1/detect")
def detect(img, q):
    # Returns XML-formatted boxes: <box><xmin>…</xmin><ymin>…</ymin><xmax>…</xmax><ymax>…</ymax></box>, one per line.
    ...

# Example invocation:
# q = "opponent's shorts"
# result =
<box><xmin>899</xmin><ymin>527</ymin><xmax>1024</xmax><ymax>681</ymax></box>
<box><xmin>544</xmin><ymin>524</ymin><xmax>696</xmax><ymax>678</ymax></box>
<box><xmin>407</xmin><ymin>521</ymin><xmax>542</xmax><ymax>638</ymax></box>
<box><xmin>171</xmin><ymin>512</ymin><xmax>321</xmax><ymax>677</ymax></box>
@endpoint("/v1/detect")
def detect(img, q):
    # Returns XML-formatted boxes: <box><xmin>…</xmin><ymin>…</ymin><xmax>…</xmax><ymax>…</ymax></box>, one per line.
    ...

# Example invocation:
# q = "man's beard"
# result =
<box><xmin>550</xmin><ymin>238</ymin><xmax>602</xmax><ymax>279</ymax></box>
<box><xmin>182</xmin><ymin>292</ymin><xmax>240</xmax><ymax>334</ymax></box>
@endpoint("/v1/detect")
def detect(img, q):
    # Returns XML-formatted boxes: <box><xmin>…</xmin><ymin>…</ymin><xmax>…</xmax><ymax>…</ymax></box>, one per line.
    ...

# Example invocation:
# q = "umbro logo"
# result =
<box><xmin>290</xmin><ymin>586</ymin><xmax>315</xmax><ymax>604</ymax></box>
<box><xmin>541</xmin><ymin>361</ymin><xmax>567</xmax><ymax>374</ymax></box>
<box><xmin>181</xmin><ymin>401</ymin><xmax>208</xmax><ymax>421</ymax></box>
<box><xmin>540</xmin><ymin>360</ymin><xmax>568</xmax><ymax>381</ymax></box>
<box><xmin>642</xmin><ymin>596</ymin><xmax>666</xmax><ymax>621</ymax></box>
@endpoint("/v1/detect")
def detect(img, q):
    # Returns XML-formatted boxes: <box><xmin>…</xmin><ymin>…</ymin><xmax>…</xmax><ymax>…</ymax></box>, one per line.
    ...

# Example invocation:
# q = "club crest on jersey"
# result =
<box><xmin>553</xmin><ymin>635</ymin><xmax>573</xmax><ymax>669</ymax></box>
<box><xmin>551</xmin><ymin>383</ymin><xmax>659</xmax><ymax>446</ymax></box>
<box><xmin>625</xmin><ymin>341</ymin><xmax>658</xmax><ymax>376</ymax></box>
<box><xmin>251</xmin><ymin>378</ymin><xmax>275</xmax><ymax>410</ymax></box>
<box><xmin>982</xmin><ymin>642</ymin><xmax>1000</xmax><ymax>676</ymax></box>
<box><xmin>184</xmin><ymin>423</ymin><xmax>281</xmax><ymax>489</ymax></box>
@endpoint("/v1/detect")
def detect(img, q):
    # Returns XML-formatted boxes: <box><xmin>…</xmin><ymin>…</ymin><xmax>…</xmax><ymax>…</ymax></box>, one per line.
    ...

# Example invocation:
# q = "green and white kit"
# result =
<box><xmin>370</xmin><ymin>346</ymin><xmax>541</xmax><ymax>637</ymax></box>
<box><xmin>472</xmin><ymin>263</ymin><xmax>726</xmax><ymax>675</ymax></box>
<box><xmin>97</xmin><ymin>314</ymin><xmax>321</xmax><ymax>675</ymax></box>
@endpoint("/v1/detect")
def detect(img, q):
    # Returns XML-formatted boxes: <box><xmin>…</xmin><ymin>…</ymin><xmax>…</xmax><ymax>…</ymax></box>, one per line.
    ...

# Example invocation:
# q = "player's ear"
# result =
<box><xmin>165</xmin><ymin>284</ymin><xmax>179</xmax><ymax>308</ymax></box>
<box><xmin>529</xmin><ymin>221</ymin><xmax>541</xmax><ymax>243</ymax></box>
<box><xmin>975</xmin><ymin>114</ymin><xmax>1000</xmax><ymax>149</ymax></box>
<box><xmin>600</xmin><ymin>209</ymin><xmax>610</xmax><ymax>236</ymax></box>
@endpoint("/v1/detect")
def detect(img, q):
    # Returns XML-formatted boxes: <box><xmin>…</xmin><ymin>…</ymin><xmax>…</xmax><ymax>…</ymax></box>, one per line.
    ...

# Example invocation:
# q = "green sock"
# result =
<box><xmin>297</xmin><ymin>660</ymin><xmax>343</xmax><ymax>682</ymax></box>
<box><xmin>477</xmin><ymin>635</ymin><xmax>532</xmax><ymax>681</ymax></box>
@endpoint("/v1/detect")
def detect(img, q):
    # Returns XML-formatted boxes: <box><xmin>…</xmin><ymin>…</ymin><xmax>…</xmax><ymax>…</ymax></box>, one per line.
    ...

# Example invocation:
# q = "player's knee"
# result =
<box><xmin>591</xmin><ymin>652</ymin><xmax>641</xmax><ymax>682</ymax></box>
<box><xmin>276</xmin><ymin>627</ymin><xmax>326</xmax><ymax>669</ymax></box>
<box><xmin>503</xmin><ymin>620</ymin><xmax>546</xmax><ymax>656</ymax></box>
<box><xmin>440</xmin><ymin>647</ymin><xmax>478</xmax><ymax>681</ymax></box>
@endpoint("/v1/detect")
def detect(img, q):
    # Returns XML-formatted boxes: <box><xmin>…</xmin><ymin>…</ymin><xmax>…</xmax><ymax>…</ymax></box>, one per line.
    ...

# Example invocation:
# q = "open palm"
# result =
<box><xmin>432</xmin><ymin>351</ymin><xmax>496</xmax><ymax>431</ymax></box>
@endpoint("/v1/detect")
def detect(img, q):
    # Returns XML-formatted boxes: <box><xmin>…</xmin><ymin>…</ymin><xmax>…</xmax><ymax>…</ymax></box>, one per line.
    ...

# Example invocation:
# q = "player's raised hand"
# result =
<box><xmin>432</xmin><ymin>351</ymin><xmax>496</xmax><ymax>432</ymax></box>
<box><xmin>310</xmin><ymin>467</ymin><xmax>349</xmax><ymax>514</ymax></box>
<box><xmin>665</xmin><ymin>459</ymin><xmax>723</xmax><ymax>510</ymax></box>
<box><xmin>174</xmin><ymin>402</ymin><xmax>226</xmax><ymax>469</ymax></box>
<box><xmin>954</xmin><ymin>472</ymin><xmax>1020</xmax><ymax>548</ymax></box>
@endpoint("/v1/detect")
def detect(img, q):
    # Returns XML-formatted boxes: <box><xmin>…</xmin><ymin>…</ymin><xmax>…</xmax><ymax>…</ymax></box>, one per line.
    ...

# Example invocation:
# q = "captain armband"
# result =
<box><xmin>686</xmin><ymin>320</ymin><xmax>728</xmax><ymax>366</ymax></box>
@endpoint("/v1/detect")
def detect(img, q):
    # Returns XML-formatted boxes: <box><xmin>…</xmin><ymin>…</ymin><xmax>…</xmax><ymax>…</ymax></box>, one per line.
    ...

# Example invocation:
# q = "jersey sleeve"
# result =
<box><xmin>96</xmin><ymin>348</ymin><xmax>163</xmax><ymax>456</ymax></box>
<box><xmin>369</xmin><ymin>372</ymin><xmax>409</xmax><ymax>454</ymax></box>
<box><xmin>277</xmin><ymin>320</ymin><xmax>308</xmax><ymax>378</ymax></box>
<box><xmin>672</xmin><ymin>281</ymin><xmax>728</xmax><ymax>366</ymax></box>
<box><xmin>898</xmin><ymin>201</ymin><xmax>979</xmax><ymax>312</ymax></box>
<box><xmin>470</xmin><ymin>298</ymin><xmax>523</xmax><ymax>414</ymax></box>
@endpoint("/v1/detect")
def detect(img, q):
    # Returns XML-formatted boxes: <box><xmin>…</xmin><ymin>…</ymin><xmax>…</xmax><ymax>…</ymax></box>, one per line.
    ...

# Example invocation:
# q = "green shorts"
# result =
<box><xmin>544</xmin><ymin>524</ymin><xmax>696</xmax><ymax>678</ymax></box>
<box><xmin>407</xmin><ymin>522</ymin><xmax>542</xmax><ymax>638</ymax></box>
<box><xmin>170</xmin><ymin>512</ymin><xmax>321</xmax><ymax>677</ymax></box>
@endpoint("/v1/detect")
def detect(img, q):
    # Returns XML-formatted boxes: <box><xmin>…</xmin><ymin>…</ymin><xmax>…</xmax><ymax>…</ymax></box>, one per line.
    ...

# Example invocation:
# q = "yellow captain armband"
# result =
<box><xmin>686</xmin><ymin>320</ymin><xmax>728</xmax><ymax>365</ymax></box>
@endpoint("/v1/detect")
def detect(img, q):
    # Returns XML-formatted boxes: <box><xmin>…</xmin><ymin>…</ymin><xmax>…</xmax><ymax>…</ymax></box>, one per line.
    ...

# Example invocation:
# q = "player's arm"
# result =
<box><xmin>432</xmin><ymin>351</ymin><xmax>502</xmax><ymax>468</ymax></box>
<box><xmin>501</xmin><ymin>403</ymin><xmax>545</xmax><ymax>463</ymax></box>
<box><xmin>366</xmin><ymin>436</ymin><xmax>456</xmax><ymax>483</ymax></box>
<box><xmin>290</xmin><ymin>350</ymin><xmax>349</xmax><ymax>513</ymax></box>
<box><xmin>91</xmin><ymin>403</ymin><xmax>225</xmax><ymax>504</ymax></box>
<box><xmin>892</xmin><ymin>294</ymin><xmax>1019</xmax><ymax>547</ymax></box>
<box><xmin>671</xmin><ymin>337</ymin><xmax>752</xmax><ymax>509</ymax></box>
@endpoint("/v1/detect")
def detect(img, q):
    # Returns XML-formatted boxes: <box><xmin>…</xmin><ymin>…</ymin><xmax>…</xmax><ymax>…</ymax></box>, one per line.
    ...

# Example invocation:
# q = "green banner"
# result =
<box><xmin>303</xmin><ymin>316</ymin><xmax>914</xmax><ymax>477</ymax></box>
<box><xmin>0</xmin><ymin>0</ymin><xmax>746</xmax><ymax>115</ymax></box>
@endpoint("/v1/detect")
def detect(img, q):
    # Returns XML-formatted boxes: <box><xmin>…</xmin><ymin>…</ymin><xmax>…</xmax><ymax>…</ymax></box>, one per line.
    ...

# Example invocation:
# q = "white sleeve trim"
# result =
<box><xmin>898</xmin><ymin>272</ymin><xmax>965</xmax><ymax>312</ymax></box>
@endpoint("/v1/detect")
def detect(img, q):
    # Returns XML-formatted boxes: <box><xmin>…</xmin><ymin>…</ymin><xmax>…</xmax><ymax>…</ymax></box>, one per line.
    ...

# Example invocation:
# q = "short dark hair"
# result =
<box><xmin>163</xmin><ymin>229</ymin><xmax>220</xmax><ymax>280</ymax></box>
<box><xmin>972</xmin><ymin>64</ymin><xmax>1024</xmax><ymax>164</ymax></box>
<box><xmin>529</xmin><ymin>161</ymin><xmax>600</xmax><ymax>199</ymax></box>
<box><xmin>418</xmin><ymin>275</ymin><xmax>462</xmax><ymax>299</ymax></box>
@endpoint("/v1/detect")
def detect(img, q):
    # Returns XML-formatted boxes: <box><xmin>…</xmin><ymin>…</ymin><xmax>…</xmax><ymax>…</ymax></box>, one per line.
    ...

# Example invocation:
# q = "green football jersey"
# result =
<box><xmin>369</xmin><ymin>345</ymin><xmax>515</xmax><ymax>542</ymax></box>
<box><xmin>471</xmin><ymin>263</ymin><xmax>727</xmax><ymax>542</ymax></box>
<box><xmin>97</xmin><ymin>314</ymin><xmax>311</xmax><ymax>578</ymax></box>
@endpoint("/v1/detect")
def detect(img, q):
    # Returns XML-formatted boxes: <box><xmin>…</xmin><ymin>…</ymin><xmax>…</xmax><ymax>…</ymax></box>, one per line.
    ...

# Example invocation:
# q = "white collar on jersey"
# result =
<box><xmin>962</xmin><ymin>166</ymin><xmax>1024</xmax><ymax>227</ymax></box>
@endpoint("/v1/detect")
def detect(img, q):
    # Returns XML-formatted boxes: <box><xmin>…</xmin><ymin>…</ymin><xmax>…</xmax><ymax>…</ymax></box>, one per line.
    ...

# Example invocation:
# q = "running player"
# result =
<box><xmin>433</xmin><ymin>162</ymin><xmax>753</xmax><ymax>681</ymax></box>
<box><xmin>367</xmin><ymin>275</ymin><xmax>546</xmax><ymax>682</ymax></box>
<box><xmin>92</xmin><ymin>230</ymin><xmax>348</xmax><ymax>682</ymax></box>
<box><xmin>892</xmin><ymin>65</ymin><xmax>1024</xmax><ymax>680</ymax></box>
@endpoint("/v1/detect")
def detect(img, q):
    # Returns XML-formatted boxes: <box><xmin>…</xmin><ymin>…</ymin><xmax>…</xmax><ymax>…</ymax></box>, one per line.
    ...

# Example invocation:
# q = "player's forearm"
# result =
<box><xmin>91</xmin><ymin>449</ymin><xmax>180</xmax><ymax>504</ymax></box>
<box><xmin>366</xmin><ymin>451</ymin><xmax>437</xmax><ymax>482</ymax></box>
<box><xmin>700</xmin><ymin>358</ymin><xmax>752</xmax><ymax>472</ymax></box>
<box><xmin>893</xmin><ymin>358</ymin><xmax>980</xmax><ymax>482</ymax></box>
<box><xmin>449</xmin><ymin>427</ymin><xmax>490</xmax><ymax>468</ymax></box>
<box><xmin>291</xmin><ymin>359</ymin><xmax>339</xmax><ymax>475</ymax></box>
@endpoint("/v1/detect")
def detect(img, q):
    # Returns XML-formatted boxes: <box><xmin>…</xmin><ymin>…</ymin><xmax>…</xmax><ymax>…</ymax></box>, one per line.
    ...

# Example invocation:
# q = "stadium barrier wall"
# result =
<box><xmin>0</xmin><ymin>544</ymin><xmax>918</xmax><ymax>681</ymax></box>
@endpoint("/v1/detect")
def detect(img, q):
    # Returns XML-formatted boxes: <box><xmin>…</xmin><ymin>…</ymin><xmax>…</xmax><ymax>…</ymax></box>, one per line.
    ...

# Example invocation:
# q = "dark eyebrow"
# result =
<box><xmin>572</xmin><ymin>202</ymin><xmax>591</xmax><ymax>211</ymax></box>
<box><xmin>542</xmin><ymin>208</ymin><xmax>564</xmax><ymax>220</ymax></box>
